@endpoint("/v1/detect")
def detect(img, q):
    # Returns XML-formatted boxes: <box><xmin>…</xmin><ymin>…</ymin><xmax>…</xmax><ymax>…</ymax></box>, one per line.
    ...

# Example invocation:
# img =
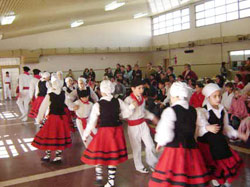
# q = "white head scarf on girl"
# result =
<box><xmin>65</xmin><ymin>77</ymin><xmax>72</xmax><ymax>83</ymax></box>
<box><xmin>48</xmin><ymin>75</ymin><xmax>61</xmax><ymax>94</ymax></box>
<box><xmin>41</xmin><ymin>72</ymin><xmax>50</xmax><ymax>80</ymax></box>
<box><xmin>170</xmin><ymin>81</ymin><xmax>189</xmax><ymax>100</ymax></box>
<box><xmin>100</xmin><ymin>80</ymin><xmax>115</xmax><ymax>97</ymax></box>
<box><xmin>202</xmin><ymin>83</ymin><xmax>221</xmax><ymax>98</ymax></box>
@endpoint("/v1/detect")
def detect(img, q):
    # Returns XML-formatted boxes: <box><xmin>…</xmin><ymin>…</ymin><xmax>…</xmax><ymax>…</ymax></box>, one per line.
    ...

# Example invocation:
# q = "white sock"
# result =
<box><xmin>105</xmin><ymin>166</ymin><xmax>116</xmax><ymax>187</ymax></box>
<box><xmin>95</xmin><ymin>165</ymin><xmax>103</xmax><ymax>181</ymax></box>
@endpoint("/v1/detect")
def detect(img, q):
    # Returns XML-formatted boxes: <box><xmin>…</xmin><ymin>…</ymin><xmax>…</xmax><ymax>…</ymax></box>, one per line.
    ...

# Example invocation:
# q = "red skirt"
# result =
<box><xmin>31</xmin><ymin>114</ymin><xmax>72</xmax><ymax>151</ymax></box>
<box><xmin>81</xmin><ymin>126</ymin><xmax>127</xmax><ymax>166</ymax></box>
<box><xmin>28</xmin><ymin>96</ymin><xmax>45</xmax><ymax>118</ymax></box>
<box><xmin>198</xmin><ymin>142</ymin><xmax>243</xmax><ymax>184</ymax></box>
<box><xmin>149</xmin><ymin>147</ymin><xmax>211</xmax><ymax>187</ymax></box>
<box><xmin>64</xmin><ymin>107</ymin><xmax>76</xmax><ymax>132</ymax></box>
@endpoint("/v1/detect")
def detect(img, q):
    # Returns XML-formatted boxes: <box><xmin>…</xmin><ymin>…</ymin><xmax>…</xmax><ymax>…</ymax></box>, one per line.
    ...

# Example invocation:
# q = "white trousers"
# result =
<box><xmin>4</xmin><ymin>84</ymin><xmax>11</xmax><ymax>99</ymax></box>
<box><xmin>127</xmin><ymin>122</ymin><xmax>158</xmax><ymax>170</ymax></box>
<box><xmin>76</xmin><ymin>119</ymin><xmax>97</xmax><ymax>147</ymax></box>
<box><xmin>16</xmin><ymin>90</ymin><xmax>30</xmax><ymax>117</ymax></box>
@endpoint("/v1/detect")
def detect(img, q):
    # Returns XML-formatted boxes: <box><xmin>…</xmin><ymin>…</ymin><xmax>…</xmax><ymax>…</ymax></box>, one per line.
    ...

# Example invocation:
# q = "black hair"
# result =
<box><xmin>168</xmin><ymin>66</ymin><xmax>174</xmax><ymax>72</ymax></box>
<box><xmin>196</xmin><ymin>81</ymin><xmax>204</xmax><ymax>88</ymax></box>
<box><xmin>225</xmin><ymin>82</ymin><xmax>234</xmax><ymax>89</ymax></box>
<box><xmin>6</xmin><ymin>71</ymin><xmax>9</xmax><ymax>74</ymax></box>
<box><xmin>235</xmin><ymin>74</ymin><xmax>242</xmax><ymax>81</ymax></box>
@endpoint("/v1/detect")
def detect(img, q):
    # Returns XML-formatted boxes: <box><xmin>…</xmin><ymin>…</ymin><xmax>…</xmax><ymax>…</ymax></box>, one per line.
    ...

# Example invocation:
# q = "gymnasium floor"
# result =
<box><xmin>0</xmin><ymin>100</ymin><xmax>249</xmax><ymax>187</ymax></box>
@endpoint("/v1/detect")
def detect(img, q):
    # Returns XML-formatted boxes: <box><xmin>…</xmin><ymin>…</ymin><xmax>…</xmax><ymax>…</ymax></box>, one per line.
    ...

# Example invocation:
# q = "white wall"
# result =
<box><xmin>0</xmin><ymin>18</ymin><xmax>152</xmax><ymax>50</ymax></box>
<box><xmin>28</xmin><ymin>53</ymin><xmax>152</xmax><ymax>80</ymax></box>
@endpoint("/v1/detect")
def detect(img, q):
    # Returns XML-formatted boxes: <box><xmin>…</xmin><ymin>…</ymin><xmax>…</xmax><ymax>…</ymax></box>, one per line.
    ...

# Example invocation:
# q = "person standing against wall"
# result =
<box><xmin>17</xmin><ymin>66</ymin><xmax>32</xmax><ymax>122</ymax></box>
<box><xmin>3</xmin><ymin>72</ymin><xmax>12</xmax><ymax>100</ymax></box>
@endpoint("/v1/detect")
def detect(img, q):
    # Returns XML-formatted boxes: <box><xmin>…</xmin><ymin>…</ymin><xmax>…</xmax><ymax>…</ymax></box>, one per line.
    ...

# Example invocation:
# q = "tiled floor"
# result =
<box><xmin>0</xmin><ymin>100</ymin><xmax>249</xmax><ymax>187</ymax></box>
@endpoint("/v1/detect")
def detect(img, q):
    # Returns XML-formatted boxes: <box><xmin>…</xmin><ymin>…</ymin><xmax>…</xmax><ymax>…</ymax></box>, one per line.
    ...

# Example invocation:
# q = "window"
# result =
<box><xmin>229</xmin><ymin>49</ymin><xmax>250</xmax><ymax>70</ymax></box>
<box><xmin>148</xmin><ymin>0</ymin><xmax>191</xmax><ymax>14</ymax></box>
<box><xmin>195</xmin><ymin>0</ymin><xmax>250</xmax><ymax>27</ymax></box>
<box><xmin>153</xmin><ymin>8</ymin><xmax>190</xmax><ymax>36</ymax></box>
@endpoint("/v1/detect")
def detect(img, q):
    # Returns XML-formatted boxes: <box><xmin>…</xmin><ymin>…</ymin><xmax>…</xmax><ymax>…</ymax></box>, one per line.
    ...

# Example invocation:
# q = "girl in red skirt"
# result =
<box><xmin>149</xmin><ymin>82</ymin><xmax>211</xmax><ymax>187</ymax></box>
<box><xmin>29</xmin><ymin>72</ymin><xmax>50</xmax><ymax>119</ymax></box>
<box><xmin>31</xmin><ymin>76</ymin><xmax>72</xmax><ymax>163</ymax></box>
<box><xmin>197</xmin><ymin>83</ymin><xmax>248</xmax><ymax>187</ymax></box>
<box><xmin>81</xmin><ymin>80</ymin><xmax>136</xmax><ymax>187</ymax></box>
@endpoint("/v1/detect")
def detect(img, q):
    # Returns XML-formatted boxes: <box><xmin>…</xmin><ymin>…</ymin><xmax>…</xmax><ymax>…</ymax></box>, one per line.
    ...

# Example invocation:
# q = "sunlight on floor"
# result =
<box><xmin>0</xmin><ymin>136</ymin><xmax>37</xmax><ymax>158</ymax></box>
<box><xmin>0</xmin><ymin>111</ymin><xmax>19</xmax><ymax>120</ymax></box>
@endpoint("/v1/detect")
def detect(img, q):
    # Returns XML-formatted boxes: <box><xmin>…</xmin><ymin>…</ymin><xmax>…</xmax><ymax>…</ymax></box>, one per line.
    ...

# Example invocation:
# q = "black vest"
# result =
<box><xmin>49</xmin><ymin>91</ymin><xmax>66</xmax><ymax>115</ymax></box>
<box><xmin>66</xmin><ymin>86</ymin><xmax>75</xmax><ymax>94</ymax></box>
<box><xmin>99</xmin><ymin>98</ymin><xmax>121</xmax><ymax>127</ymax></box>
<box><xmin>198</xmin><ymin>106</ymin><xmax>232</xmax><ymax>160</ymax></box>
<box><xmin>38</xmin><ymin>81</ymin><xmax>48</xmax><ymax>97</ymax></box>
<box><xmin>166</xmin><ymin>105</ymin><xmax>197</xmax><ymax>148</ymax></box>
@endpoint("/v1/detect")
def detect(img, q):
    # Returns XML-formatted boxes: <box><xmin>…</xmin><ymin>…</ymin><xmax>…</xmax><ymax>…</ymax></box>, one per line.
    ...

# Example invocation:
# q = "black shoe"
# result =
<box><xmin>94</xmin><ymin>179</ymin><xmax>103</xmax><ymax>186</ymax></box>
<box><xmin>52</xmin><ymin>157</ymin><xmax>62</xmax><ymax>164</ymax></box>
<box><xmin>41</xmin><ymin>155</ymin><xmax>50</xmax><ymax>162</ymax></box>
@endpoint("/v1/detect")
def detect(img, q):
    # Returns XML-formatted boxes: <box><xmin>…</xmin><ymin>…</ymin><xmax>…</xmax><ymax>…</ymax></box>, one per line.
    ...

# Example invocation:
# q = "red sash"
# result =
<box><xmin>127</xmin><ymin>118</ymin><xmax>145</xmax><ymax>126</ymax></box>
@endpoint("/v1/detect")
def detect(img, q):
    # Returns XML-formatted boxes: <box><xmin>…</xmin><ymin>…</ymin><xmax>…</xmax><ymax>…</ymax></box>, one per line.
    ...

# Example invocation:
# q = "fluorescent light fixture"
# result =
<box><xmin>1</xmin><ymin>15</ymin><xmax>16</xmax><ymax>25</ymax></box>
<box><xmin>180</xmin><ymin>0</ymin><xmax>190</xmax><ymax>4</ymax></box>
<box><xmin>134</xmin><ymin>12</ymin><xmax>148</xmax><ymax>19</ymax></box>
<box><xmin>71</xmin><ymin>20</ymin><xmax>84</xmax><ymax>28</ymax></box>
<box><xmin>105</xmin><ymin>1</ymin><xmax>125</xmax><ymax>11</ymax></box>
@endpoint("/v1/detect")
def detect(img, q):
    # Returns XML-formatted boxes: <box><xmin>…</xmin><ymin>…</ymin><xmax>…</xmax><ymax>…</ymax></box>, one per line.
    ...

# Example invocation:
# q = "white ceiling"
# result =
<box><xmin>0</xmin><ymin>0</ymin><xmax>201</xmax><ymax>39</ymax></box>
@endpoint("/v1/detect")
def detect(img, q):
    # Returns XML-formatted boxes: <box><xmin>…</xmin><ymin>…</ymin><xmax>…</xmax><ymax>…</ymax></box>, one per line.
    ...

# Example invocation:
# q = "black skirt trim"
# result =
<box><xmin>83</xmin><ymin>153</ymin><xmax>127</xmax><ymax>161</ymax></box>
<box><xmin>85</xmin><ymin>148</ymin><xmax>127</xmax><ymax>154</ymax></box>
<box><xmin>213</xmin><ymin>159</ymin><xmax>243</xmax><ymax>179</ymax></box>
<box><xmin>33</xmin><ymin>140</ymin><xmax>72</xmax><ymax>146</ymax></box>
<box><xmin>151</xmin><ymin>177</ymin><xmax>210</xmax><ymax>187</ymax></box>
<box><xmin>35</xmin><ymin>136</ymin><xmax>71</xmax><ymax>140</ymax></box>
<box><xmin>154</xmin><ymin>169</ymin><xmax>211</xmax><ymax>179</ymax></box>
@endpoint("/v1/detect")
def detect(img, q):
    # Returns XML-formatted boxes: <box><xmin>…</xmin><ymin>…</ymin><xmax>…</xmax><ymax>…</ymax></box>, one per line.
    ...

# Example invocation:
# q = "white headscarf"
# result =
<box><xmin>202</xmin><ymin>83</ymin><xmax>221</xmax><ymax>98</ymax></box>
<box><xmin>100</xmin><ymin>80</ymin><xmax>115</xmax><ymax>97</ymax></box>
<box><xmin>41</xmin><ymin>72</ymin><xmax>50</xmax><ymax>79</ymax></box>
<box><xmin>65</xmin><ymin>77</ymin><xmax>73</xmax><ymax>83</ymax></box>
<box><xmin>170</xmin><ymin>81</ymin><xmax>189</xmax><ymax>100</ymax></box>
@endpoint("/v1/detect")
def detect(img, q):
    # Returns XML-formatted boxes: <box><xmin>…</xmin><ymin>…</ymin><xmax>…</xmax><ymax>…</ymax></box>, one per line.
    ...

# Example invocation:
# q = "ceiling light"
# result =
<box><xmin>105</xmin><ymin>1</ymin><xmax>125</xmax><ymax>11</ymax></box>
<box><xmin>71</xmin><ymin>20</ymin><xmax>84</xmax><ymax>28</ymax></box>
<box><xmin>180</xmin><ymin>0</ymin><xmax>190</xmax><ymax>4</ymax></box>
<box><xmin>134</xmin><ymin>13</ymin><xmax>148</xmax><ymax>19</ymax></box>
<box><xmin>1</xmin><ymin>15</ymin><xmax>16</xmax><ymax>25</ymax></box>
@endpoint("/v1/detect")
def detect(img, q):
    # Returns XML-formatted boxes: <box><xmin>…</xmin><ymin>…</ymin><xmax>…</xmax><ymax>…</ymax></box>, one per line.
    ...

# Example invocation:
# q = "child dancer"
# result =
<box><xmin>31</xmin><ymin>76</ymin><xmax>72</xmax><ymax>163</ymax></box>
<box><xmin>29</xmin><ymin>72</ymin><xmax>50</xmax><ymax>119</ymax></box>
<box><xmin>68</xmin><ymin>89</ymin><xmax>96</xmax><ymax>146</ymax></box>
<box><xmin>17</xmin><ymin>66</ymin><xmax>32</xmax><ymax>121</ymax></box>
<box><xmin>197</xmin><ymin>83</ymin><xmax>247</xmax><ymax>187</ymax></box>
<box><xmin>149</xmin><ymin>82</ymin><xmax>211</xmax><ymax>187</ymax></box>
<box><xmin>63</xmin><ymin>77</ymin><xmax>76</xmax><ymax>94</ymax></box>
<box><xmin>124</xmin><ymin>79</ymin><xmax>158</xmax><ymax>173</ymax></box>
<box><xmin>68</xmin><ymin>77</ymin><xmax>99</xmax><ymax>103</ymax></box>
<box><xmin>81</xmin><ymin>80</ymin><xmax>135</xmax><ymax>187</ymax></box>
<box><xmin>29</xmin><ymin>69</ymin><xmax>41</xmax><ymax>101</ymax></box>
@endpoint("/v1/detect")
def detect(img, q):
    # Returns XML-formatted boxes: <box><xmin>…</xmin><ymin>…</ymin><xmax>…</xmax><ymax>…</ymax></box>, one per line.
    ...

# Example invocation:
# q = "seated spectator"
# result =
<box><xmin>114</xmin><ymin>79</ymin><xmax>126</xmax><ymax>99</ymax></box>
<box><xmin>83</xmin><ymin>68</ymin><xmax>89</xmax><ymax>79</ymax></box>
<box><xmin>89</xmin><ymin>68</ymin><xmax>96</xmax><ymax>81</ymax></box>
<box><xmin>114</xmin><ymin>64</ymin><xmax>121</xmax><ymax>78</ymax></box>
<box><xmin>169</xmin><ymin>74</ymin><xmax>175</xmax><ymax>83</ymax></box>
<box><xmin>182</xmin><ymin>64</ymin><xmax>198</xmax><ymax>80</ymax></box>
<box><xmin>124</xmin><ymin>65</ymin><xmax>133</xmax><ymax>84</ymax></box>
<box><xmin>155</xmin><ymin>65</ymin><xmax>163</xmax><ymax>81</ymax></box>
<box><xmin>156</xmin><ymin>80</ymin><xmax>166</xmax><ymax>102</ymax></box>
<box><xmin>177</xmin><ymin>75</ymin><xmax>184</xmax><ymax>82</ymax></box>
<box><xmin>234</xmin><ymin>74</ymin><xmax>245</xmax><ymax>89</ymax></box>
<box><xmin>228</xmin><ymin>88</ymin><xmax>248</xmax><ymax>129</ymax></box>
<box><xmin>221</xmin><ymin>82</ymin><xmax>234</xmax><ymax>111</ymax></box>
<box><xmin>132</xmin><ymin>64</ymin><xmax>142</xmax><ymax>80</ymax></box>
<box><xmin>189</xmin><ymin>82</ymin><xmax>205</xmax><ymax>108</ymax></box>
<box><xmin>166</xmin><ymin>66</ymin><xmax>176</xmax><ymax>80</ymax></box>
<box><xmin>215</xmin><ymin>75</ymin><xmax>225</xmax><ymax>88</ymax></box>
